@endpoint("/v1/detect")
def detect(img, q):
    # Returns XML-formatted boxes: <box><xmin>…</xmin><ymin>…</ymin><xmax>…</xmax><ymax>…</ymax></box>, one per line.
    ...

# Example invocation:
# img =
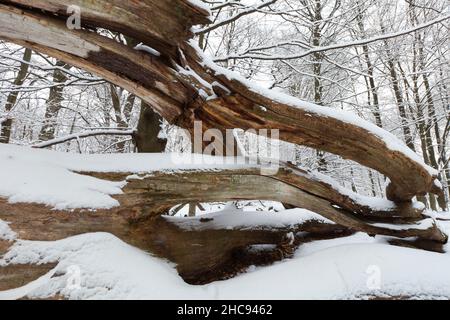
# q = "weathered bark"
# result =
<box><xmin>0</xmin><ymin>164</ymin><xmax>444</xmax><ymax>242</ymax></box>
<box><xmin>0</xmin><ymin>4</ymin><xmax>191</xmax><ymax>121</ymax></box>
<box><xmin>1</xmin><ymin>0</ymin><xmax>210</xmax><ymax>59</ymax></box>
<box><xmin>0</xmin><ymin>197</ymin><xmax>354</xmax><ymax>287</ymax></box>
<box><xmin>0</xmin><ymin>1</ymin><xmax>441</xmax><ymax>203</ymax></box>
<box><xmin>0</xmin><ymin>161</ymin><xmax>447</xmax><ymax>242</ymax></box>
<box><xmin>114</xmin><ymin>170</ymin><xmax>445</xmax><ymax>241</ymax></box>
<box><xmin>0</xmin><ymin>165</ymin><xmax>446</xmax><ymax>289</ymax></box>
<box><xmin>0</xmin><ymin>47</ymin><xmax>32</xmax><ymax>143</ymax></box>
<box><xmin>0</xmin><ymin>161</ymin><xmax>446</xmax><ymax>293</ymax></box>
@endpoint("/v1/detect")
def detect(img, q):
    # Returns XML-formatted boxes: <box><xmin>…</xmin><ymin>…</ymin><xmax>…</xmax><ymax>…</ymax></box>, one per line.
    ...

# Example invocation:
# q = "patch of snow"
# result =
<box><xmin>164</xmin><ymin>208</ymin><xmax>334</xmax><ymax>231</ymax></box>
<box><xmin>134</xmin><ymin>43</ymin><xmax>160</xmax><ymax>56</ymax></box>
<box><xmin>0</xmin><ymin>144</ymin><xmax>253</xmax><ymax>210</ymax></box>
<box><xmin>187</xmin><ymin>0</ymin><xmax>212</xmax><ymax>19</ymax></box>
<box><xmin>178</xmin><ymin>66</ymin><xmax>213</xmax><ymax>92</ymax></box>
<box><xmin>434</xmin><ymin>179</ymin><xmax>443</xmax><ymax>189</ymax></box>
<box><xmin>371</xmin><ymin>218</ymin><xmax>435</xmax><ymax>231</ymax></box>
<box><xmin>2</xmin><ymin>230</ymin><xmax>450</xmax><ymax>300</ymax></box>
<box><xmin>0</xmin><ymin>233</ymin><xmax>200</xmax><ymax>300</ymax></box>
<box><xmin>0</xmin><ymin>220</ymin><xmax>17</xmax><ymax>241</ymax></box>
<box><xmin>294</xmin><ymin>232</ymin><xmax>377</xmax><ymax>258</ymax></box>
<box><xmin>304</xmin><ymin>169</ymin><xmax>400</xmax><ymax>212</ymax></box>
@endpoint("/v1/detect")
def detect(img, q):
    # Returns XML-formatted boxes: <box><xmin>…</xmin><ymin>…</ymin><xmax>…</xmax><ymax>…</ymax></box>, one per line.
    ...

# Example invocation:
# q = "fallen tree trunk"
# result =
<box><xmin>0</xmin><ymin>163</ymin><xmax>446</xmax><ymax>243</ymax></box>
<box><xmin>0</xmin><ymin>162</ymin><xmax>446</xmax><ymax>291</ymax></box>
<box><xmin>0</xmin><ymin>1</ymin><xmax>442</xmax><ymax>202</ymax></box>
<box><xmin>88</xmin><ymin>169</ymin><xmax>446</xmax><ymax>242</ymax></box>
<box><xmin>1</xmin><ymin>0</ymin><xmax>211</xmax><ymax>59</ymax></box>
<box><xmin>0</xmin><ymin>198</ymin><xmax>354</xmax><ymax>287</ymax></box>
<box><xmin>0</xmin><ymin>193</ymin><xmax>444</xmax><ymax>291</ymax></box>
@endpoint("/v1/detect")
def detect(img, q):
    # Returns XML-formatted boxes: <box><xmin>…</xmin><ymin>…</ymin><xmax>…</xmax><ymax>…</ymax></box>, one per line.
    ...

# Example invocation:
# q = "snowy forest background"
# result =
<box><xmin>0</xmin><ymin>0</ymin><xmax>448</xmax><ymax>210</ymax></box>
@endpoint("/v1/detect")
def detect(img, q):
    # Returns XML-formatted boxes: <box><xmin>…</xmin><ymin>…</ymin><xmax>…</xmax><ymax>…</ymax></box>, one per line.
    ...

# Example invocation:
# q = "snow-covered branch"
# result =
<box><xmin>196</xmin><ymin>0</ymin><xmax>278</xmax><ymax>35</ymax></box>
<box><xmin>214</xmin><ymin>14</ymin><xmax>450</xmax><ymax>61</ymax></box>
<box><xmin>32</xmin><ymin>129</ymin><xmax>136</xmax><ymax>149</ymax></box>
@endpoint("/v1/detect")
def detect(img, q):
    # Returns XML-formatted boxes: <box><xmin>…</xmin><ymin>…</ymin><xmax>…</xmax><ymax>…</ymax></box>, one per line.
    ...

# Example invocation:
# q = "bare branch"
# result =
<box><xmin>214</xmin><ymin>14</ymin><xmax>450</xmax><ymax>61</ymax></box>
<box><xmin>32</xmin><ymin>129</ymin><xmax>136</xmax><ymax>149</ymax></box>
<box><xmin>196</xmin><ymin>0</ymin><xmax>278</xmax><ymax>35</ymax></box>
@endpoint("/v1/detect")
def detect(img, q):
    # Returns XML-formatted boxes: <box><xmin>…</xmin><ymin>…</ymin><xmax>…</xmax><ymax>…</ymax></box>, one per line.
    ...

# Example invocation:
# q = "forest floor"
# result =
<box><xmin>0</xmin><ymin>208</ymin><xmax>449</xmax><ymax>300</ymax></box>
<box><xmin>0</xmin><ymin>144</ymin><xmax>449</xmax><ymax>300</ymax></box>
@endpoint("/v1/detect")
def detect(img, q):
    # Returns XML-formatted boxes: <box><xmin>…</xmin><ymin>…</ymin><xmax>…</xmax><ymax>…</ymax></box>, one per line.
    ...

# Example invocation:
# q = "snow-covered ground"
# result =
<box><xmin>0</xmin><ymin>144</ymin><xmax>252</xmax><ymax>210</ymax></box>
<box><xmin>165</xmin><ymin>208</ymin><xmax>334</xmax><ymax>231</ymax></box>
<box><xmin>1</xmin><ymin>211</ymin><xmax>450</xmax><ymax>300</ymax></box>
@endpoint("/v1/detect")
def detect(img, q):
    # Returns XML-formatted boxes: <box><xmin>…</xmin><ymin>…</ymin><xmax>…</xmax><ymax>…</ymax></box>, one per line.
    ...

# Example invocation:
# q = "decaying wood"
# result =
<box><xmin>89</xmin><ymin>169</ymin><xmax>446</xmax><ymax>243</ymax></box>
<box><xmin>0</xmin><ymin>165</ymin><xmax>446</xmax><ymax>244</ymax></box>
<box><xmin>0</xmin><ymin>0</ymin><xmax>448</xmax><ymax>295</ymax></box>
<box><xmin>0</xmin><ymin>192</ymin><xmax>444</xmax><ymax>290</ymax></box>
<box><xmin>0</xmin><ymin>198</ymin><xmax>354</xmax><ymax>285</ymax></box>
<box><xmin>0</xmin><ymin>165</ymin><xmax>446</xmax><ymax>291</ymax></box>
<box><xmin>0</xmin><ymin>0</ymin><xmax>442</xmax><ymax>203</ymax></box>
<box><xmin>1</xmin><ymin>0</ymin><xmax>211</xmax><ymax>58</ymax></box>
<box><xmin>0</xmin><ymin>4</ymin><xmax>189</xmax><ymax>121</ymax></box>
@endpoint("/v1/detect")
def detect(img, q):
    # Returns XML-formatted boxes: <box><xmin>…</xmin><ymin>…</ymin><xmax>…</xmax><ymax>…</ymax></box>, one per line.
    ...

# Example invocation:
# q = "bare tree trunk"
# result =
<box><xmin>408</xmin><ymin>58</ymin><xmax>433</xmax><ymax>209</ymax></box>
<box><xmin>188</xmin><ymin>203</ymin><xmax>197</xmax><ymax>217</ymax></box>
<box><xmin>0</xmin><ymin>48</ymin><xmax>32</xmax><ymax>143</ymax></box>
<box><xmin>109</xmin><ymin>83</ymin><xmax>130</xmax><ymax>152</ymax></box>
<box><xmin>38</xmin><ymin>60</ymin><xmax>69</xmax><ymax>142</ymax></box>
<box><xmin>134</xmin><ymin>101</ymin><xmax>167</xmax><ymax>153</ymax></box>
<box><xmin>422</xmin><ymin>73</ymin><xmax>447</xmax><ymax>210</ymax></box>
<box><xmin>123</xmin><ymin>93</ymin><xmax>136</xmax><ymax>123</ymax></box>
<box><xmin>384</xmin><ymin>50</ymin><xmax>416</xmax><ymax>152</ymax></box>
<box><xmin>356</xmin><ymin>2</ymin><xmax>383</xmax><ymax>128</ymax></box>
<box><xmin>311</xmin><ymin>0</ymin><xmax>328</xmax><ymax>173</ymax></box>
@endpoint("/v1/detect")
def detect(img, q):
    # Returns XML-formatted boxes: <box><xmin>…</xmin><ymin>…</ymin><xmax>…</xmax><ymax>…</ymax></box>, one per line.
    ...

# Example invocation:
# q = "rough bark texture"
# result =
<box><xmin>0</xmin><ymin>166</ymin><xmax>445</xmax><ymax>244</ymax></box>
<box><xmin>81</xmin><ymin>169</ymin><xmax>446</xmax><ymax>242</ymax></box>
<box><xmin>0</xmin><ymin>198</ymin><xmax>354</xmax><ymax>287</ymax></box>
<box><xmin>1</xmin><ymin>0</ymin><xmax>210</xmax><ymax>59</ymax></box>
<box><xmin>0</xmin><ymin>165</ymin><xmax>446</xmax><ymax>289</ymax></box>
<box><xmin>0</xmin><ymin>0</ymin><xmax>447</xmax><ymax>295</ymax></box>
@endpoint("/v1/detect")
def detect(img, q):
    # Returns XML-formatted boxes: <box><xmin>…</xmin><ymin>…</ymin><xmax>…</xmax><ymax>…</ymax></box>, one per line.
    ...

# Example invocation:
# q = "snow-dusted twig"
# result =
<box><xmin>32</xmin><ymin>129</ymin><xmax>136</xmax><ymax>149</ymax></box>
<box><xmin>214</xmin><ymin>14</ymin><xmax>450</xmax><ymax>61</ymax></box>
<box><xmin>196</xmin><ymin>0</ymin><xmax>277</xmax><ymax>35</ymax></box>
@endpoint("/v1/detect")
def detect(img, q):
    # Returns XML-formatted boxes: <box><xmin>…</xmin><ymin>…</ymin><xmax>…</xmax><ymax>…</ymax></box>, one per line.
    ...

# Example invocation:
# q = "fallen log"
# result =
<box><xmin>0</xmin><ymin>0</ymin><xmax>442</xmax><ymax>202</ymax></box>
<box><xmin>0</xmin><ymin>144</ymin><xmax>445</xmax><ymax>247</ymax></box>
<box><xmin>0</xmin><ymin>198</ymin><xmax>354</xmax><ymax>285</ymax></box>
<box><xmin>95</xmin><ymin>170</ymin><xmax>447</xmax><ymax>242</ymax></box>
<box><xmin>0</xmin><ymin>4</ymin><xmax>190</xmax><ymax>120</ymax></box>
<box><xmin>0</xmin><ymin>154</ymin><xmax>446</xmax><ymax>289</ymax></box>
<box><xmin>0</xmin><ymin>163</ymin><xmax>446</xmax><ymax>244</ymax></box>
<box><xmin>1</xmin><ymin>0</ymin><xmax>211</xmax><ymax>58</ymax></box>
<box><xmin>0</xmin><ymin>194</ymin><xmax>445</xmax><ymax>291</ymax></box>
